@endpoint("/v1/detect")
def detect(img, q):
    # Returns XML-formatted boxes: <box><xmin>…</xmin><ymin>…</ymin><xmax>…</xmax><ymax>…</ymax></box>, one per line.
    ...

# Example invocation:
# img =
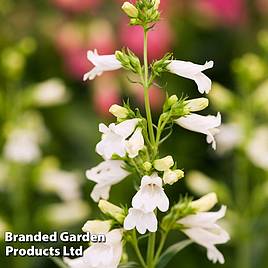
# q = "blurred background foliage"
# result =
<box><xmin>0</xmin><ymin>0</ymin><xmax>268</xmax><ymax>267</ymax></box>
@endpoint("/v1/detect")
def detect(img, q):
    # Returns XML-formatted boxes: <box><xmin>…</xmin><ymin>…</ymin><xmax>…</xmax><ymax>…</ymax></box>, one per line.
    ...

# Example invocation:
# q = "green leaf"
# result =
<box><xmin>156</xmin><ymin>239</ymin><xmax>192</xmax><ymax>268</ymax></box>
<box><xmin>119</xmin><ymin>261</ymin><xmax>139</xmax><ymax>267</ymax></box>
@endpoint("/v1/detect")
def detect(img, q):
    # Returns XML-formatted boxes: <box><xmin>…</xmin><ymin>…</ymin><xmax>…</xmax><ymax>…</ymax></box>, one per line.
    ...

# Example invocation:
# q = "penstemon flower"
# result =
<box><xmin>167</xmin><ymin>60</ymin><xmax>214</xmax><ymax>94</ymax></box>
<box><xmin>63</xmin><ymin>1</ymin><xmax>230</xmax><ymax>267</ymax></box>
<box><xmin>83</xmin><ymin>49</ymin><xmax>122</xmax><ymax>81</ymax></box>
<box><xmin>86</xmin><ymin>160</ymin><xmax>129</xmax><ymax>202</ymax></box>
<box><xmin>96</xmin><ymin>118</ymin><xmax>140</xmax><ymax>159</ymax></box>
<box><xmin>131</xmin><ymin>173</ymin><xmax>169</xmax><ymax>212</ymax></box>
<box><xmin>124</xmin><ymin>208</ymin><xmax>158</xmax><ymax>234</ymax></box>
<box><xmin>175</xmin><ymin>112</ymin><xmax>221</xmax><ymax>150</ymax></box>
<box><xmin>178</xmin><ymin>205</ymin><xmax>230</xmax><ymax>264</ymax></box>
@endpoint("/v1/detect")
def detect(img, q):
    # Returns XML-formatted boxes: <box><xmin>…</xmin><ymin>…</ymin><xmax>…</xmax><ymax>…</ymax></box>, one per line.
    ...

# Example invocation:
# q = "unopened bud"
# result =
<box><xmin>154</xmin><ymin>156</ymin><xmax>174</xmax><ymax>171</ymax></box>
<box><xmin>82</xmin><ymin>220</ymin><xmax>111</xmax><ymax>233</ymax></box>
<box><xmin>191</xmin><ymin>192</ymin><xmax>218</xmax><ymax>212</ymax></box>
<box><xmin>168</xmin><ymin>95</ymin><xmax>178</xmax><ymax>107</ymax></box>
<box><xmin>154</xmin><ymin>0</ymin><xmax>160</xmax><ymax>9</ymax></box>
<box><xmin>143</xmin><ymin>161</ymin><xmax>152</xmax><ymax>171</ymax></box>
<box><xmin>98</xmin><ymin>200</ymin><xmax>125</xmax><ymax>223</ymax></box>
<box><xmin>122</xmin><ymin>2</ymin><xmax>138</xmax><ymax>18</ymax></box>
<box><xmin>109</xmin><ymin>104</ymin><xmax>129</xmax><ymax>119</ymax></box>
<box><xmin>163</xmin><ymin>169</ymin><xmax>184</xmax><ymax>185</ymax></box>
<box><xmin>185</xmin><ymin>98</ymin><xmax>209</xmax><ymax>112</ymax></box>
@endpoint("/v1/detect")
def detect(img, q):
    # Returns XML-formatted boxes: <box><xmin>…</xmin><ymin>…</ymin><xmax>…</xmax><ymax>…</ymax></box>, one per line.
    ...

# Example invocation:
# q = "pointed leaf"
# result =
<box><xmin>156</xmin><ymin>239</ymin><xmax>192</xmax><ymax>268</ymax></box>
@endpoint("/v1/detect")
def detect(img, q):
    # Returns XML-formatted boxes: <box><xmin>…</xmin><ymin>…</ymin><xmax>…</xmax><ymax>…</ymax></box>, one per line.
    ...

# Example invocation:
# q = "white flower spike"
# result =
<box><xmin>175</xmin><ymin>112</ymin><xmax>221</xmax><ymax>150</ymax></box>
<box><xmin>86</xmin><ymin>160</ymin><xmax>129</xmax><ymax>202</ymax></box>
<box><xmin>178</xmin><ymin>206</ymin><xmax>230</xmax><ymax>264</ymax></box>
<box><xmin>83</xmin><ymin>49</ymin><xmax>122</xmax><ymax>81</ymax></box>
<box><xmin>124</xmin><ymin>208</ymin><xmax>157</xmax><ymax>234</ymax></box>
<box><xmin>96</xmin><ymin>118</ymin><xmax>140</xmax><ymax>159</ymax></box>
<box><xmin>132</xmin><ymin>173</ymin><xmax>169</xmax><ymax>212</ymax></box>
<box><xmin>167</xmin><ymin>60</ymin><xmax>214</xmax><ymax>94</ymax></box>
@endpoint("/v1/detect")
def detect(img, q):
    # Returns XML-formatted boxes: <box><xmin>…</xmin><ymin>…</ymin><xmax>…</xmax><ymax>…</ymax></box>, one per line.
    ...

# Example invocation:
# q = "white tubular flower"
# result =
<box><xmin>125</xmin><ymin>127</ymin><xmax>144</xmax><ymax>158</ymax></box>
<box><xmin>167</xmin><ymin>60</ymin><xmax>214</xmax><ymax>94</ymax></box>
<box><xmin>215</xmin><ymin>123</ymin><xmax>243</xmax><ymax>154</ymax></box>
<box><xmin>4</xmin><ymin>129</ymin><xmax>41</xmax><ymax>163</ymax></box>
<box><xmin>64</xmin><ymin>229</ymin><xmax>123</xmax><ymax>268</ymax></box>
<box><xmin>38</xmin><ymin>169</ymin><xmax>81</xmax><ymax>202</ymax></box>
<box><xmin>83</xmin><ymin>50</ymin><xmax>122</xmax><ymax>81</ymax></box>
<box><xmin>132</xmin><ymin>173</ymin><xmax>169</xmax><ymax>212</ymax></box>
<box><xmin>86</xmin><ymin>160</ymin><xmax>129</xmax><ymax>202</ymax></box>
<box><xmin>96</xmin><ymin>118</ymin><xmax>140</xmax><ymax>159</ymax></box>
<box><xmin>178</xmin><ymin>206</ymin><xmax>230</xmax><ymax>264</ymax></box>
<box><xmin>246</xmin><ymin>126</ymin><xmax>268</xmax><ymax>170</ymax></box>
<box><xmin>175</xmin><ymin>112</ymin><xmax>221</xmax><ymax>150</ymax></box>
<box><xmin>124</xmin><ymin>208</ymin><xmax>157</xmax><ymax>234</ymax></box>
<box><xmin>33</xmin><ymin>78</ymin><xmax>70</xmax><ymax>107</ymax></box>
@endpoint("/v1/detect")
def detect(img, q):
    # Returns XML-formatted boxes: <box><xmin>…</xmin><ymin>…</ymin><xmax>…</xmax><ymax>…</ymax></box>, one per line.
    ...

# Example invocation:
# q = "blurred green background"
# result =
<box><xmin>1</xmin><ymin>0</ymin><xmax>268</xmax><ymax>267</ymax></box>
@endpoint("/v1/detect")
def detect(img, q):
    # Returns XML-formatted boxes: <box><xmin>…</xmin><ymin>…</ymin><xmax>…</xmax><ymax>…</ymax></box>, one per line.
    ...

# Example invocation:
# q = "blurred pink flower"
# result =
<box><xmin>55</xmin><ymin>21</ymin><xmax>115</xmax><ymax>80</ymax></box>
<box><xmin>93</xmin><ymin>74</ymin><xmax>121</xmax><ymax>117</ymax></box>
<box><xmin>52</xmin><ymin>0</ymin><xmax>101</xmax><ymax>13</ymax></box>
<box><xmin>119</xmin><ymin>19</ymin><xmax>173</xmax><ymax>62</ymax></box>
<box><xmin>129</xmin><ymin>83</ymin><xmax>165</xmax><ymax>112</ymax></box>
<box><xmin>195</xmin><ymin>0</ymin><xmax>247</xmax><ymax>26</ymax></box>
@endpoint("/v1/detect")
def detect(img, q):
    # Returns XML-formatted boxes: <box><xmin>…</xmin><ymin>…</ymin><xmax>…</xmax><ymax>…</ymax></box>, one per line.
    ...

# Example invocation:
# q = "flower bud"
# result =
<box><xmin>168</xmin><ymin>95</ymin><xmax>178</xmax><ymax>107</ymax></box>
<box><xmin>163</xmin><ymin>169</ymin><xmax>184</xmax><ymax>185</ymax></box>
<box><xmin>98</xmin><ymin>200</ymin><xmax>125</xmax><ymax>224</ymax></box>
<box><xmin>109</xmin><ymin>104</ymin><xmax>129</xmax><ymax>119</ymax></box>
<box><xmin>185</xmin><ymin>98</ymin><xmax>209</xmax><ymax>112</ymax></box>
<box><xmin>191</xmin><ymin>192</ymin><xmax>218</xmax><ymax>212</ymax></box>
<box><xmin>143</xmin><ymin>161</ymin><xmax>152</xmax><ymax>171</ymax></box>
<box><xmin>186</xmin><ymin>171</ymin><xmax>215</xmax><ymax>195</ymax></box>
<box><xmin>122</xmin><ymin>2</ymin><xmax>138</xmax><ymax>18</ymax></box>
<box><xmin>154</xmin><ymin>0</ymin><xmax>160</xmax><ymax>9</ymax></box>
<box><xmin>154</xmin><ymin>156</ymin><xmax>174</xmax><ymax>171</ymax></box>
<box><xmin>82</xmin><ymin>220</ymin><xmax>111</xmax><ymax>234</ymax></box>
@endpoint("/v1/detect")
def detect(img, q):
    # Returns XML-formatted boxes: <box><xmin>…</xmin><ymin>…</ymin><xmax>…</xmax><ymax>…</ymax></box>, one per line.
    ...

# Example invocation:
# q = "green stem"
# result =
<box><xmin>143</xmin><ymin>29</ymin><xmax>155</xmax><ymax>146</ymax></box>
<box><xmin>154</xmin><ymin>232</ymin><xmax>168</xmax><ymax>264</ymax></box>
<box><xmin>131</xmin><ymin>230</ymin><xmax>147</xmax><ymax>268</ymax></box>
<box><xmin>147</xmin><ymin>232</ymin><xmax>156</xmax><ymax>268</ymax></box>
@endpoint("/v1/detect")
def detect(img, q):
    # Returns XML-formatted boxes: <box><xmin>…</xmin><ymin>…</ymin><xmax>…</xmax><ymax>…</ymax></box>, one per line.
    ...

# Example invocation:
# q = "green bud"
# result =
<box><xmin>185</xmin><ymin>98</ymin><xmax>209</xmax><ymax>112</ymax></box>
<box><xmin>122</xmin><ymin>2</ymin><xmax>139</xmax><ymax>18</ymax></box>
<box><xmin>98</xmin><ymin>200</ymin><xmax>125</xmax><ymax>224</ymax></box>
<box><xmin>109</xmin><ymin>104</ymin><xmax>129</xmax><ymax>119</ymax></box>
<box><xmin>154</xmin><ymin>0</ymin><xmax>160</xmax><ymax>9</ymax></box>
<box><xmin>168</xmin><ymin>95</ymin><xmax>178</xmax><ymax>107</ymax></box>
<box><xmin>143</xmin><ymin>161</ymin><xmax>152</xmax><ymax>171</ymax></box>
